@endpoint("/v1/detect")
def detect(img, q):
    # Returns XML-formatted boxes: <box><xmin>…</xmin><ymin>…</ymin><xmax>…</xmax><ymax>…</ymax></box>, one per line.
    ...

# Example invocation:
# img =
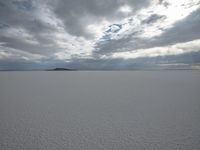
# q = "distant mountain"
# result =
<box><xmin>47</xmin><ymin>68</ymin><xmax>76</xmax><ymax>71</ymax></box>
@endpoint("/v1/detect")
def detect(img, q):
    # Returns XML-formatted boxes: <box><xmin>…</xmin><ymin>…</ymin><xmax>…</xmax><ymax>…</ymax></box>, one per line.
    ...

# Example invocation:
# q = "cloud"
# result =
<box><xmin>0</xmin><ymin>44</ymin><xmax>45</xmax><ymax>62</ymax></box>
<box><xmin>142</xmin><ymin>14</ymin><xmax>166</xmax><ymax>24</ymax></box>
<box><xmin>95</xmin><ymin>0</ymin><xmax>200</xmax><ymax>55</ymax></box>
<box><xmin>0</xmin><ymin>0</ymin><xmax>200</xmax><ymax>70</ymax></box>
<box><xmin>50</xmin><ymin>51</ymin><xmax>200</xmax><ymax>70</ymax></box>
<box><xmin>52</xmin><ymin>0</ymin><xmax>149</xmax><ymax>38</ymax></box>
<box><xmin>107</xmin><ymin>39</ymin><xmax>200</xmax><ymax>59</ymax></box>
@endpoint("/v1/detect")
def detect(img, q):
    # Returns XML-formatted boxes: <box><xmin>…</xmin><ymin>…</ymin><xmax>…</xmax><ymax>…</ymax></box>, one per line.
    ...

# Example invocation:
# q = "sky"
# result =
<box><xmin>0</xmin><ymin>0</ymin><xmax>200</xmax><ymax>70</ymax></box>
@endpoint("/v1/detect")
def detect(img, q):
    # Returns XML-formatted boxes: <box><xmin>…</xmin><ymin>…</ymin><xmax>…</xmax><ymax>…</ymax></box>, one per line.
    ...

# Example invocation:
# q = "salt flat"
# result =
<box><xmin>0</xmin><ymin>71</ymin><xmax>200</xmax><ymax>150</ymax></box>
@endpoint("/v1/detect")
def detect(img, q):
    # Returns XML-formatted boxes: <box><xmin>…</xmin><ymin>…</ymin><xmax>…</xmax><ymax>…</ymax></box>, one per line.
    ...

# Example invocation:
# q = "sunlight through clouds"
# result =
<box><xmin>0</xmin><ymin>0</ymin><xmax>200</xmax><ymax>69</ymax></box>
<box><xmin>109</xmin><ymin>39</ymin><xmax>200</xmax><ymax>59</ymax></box>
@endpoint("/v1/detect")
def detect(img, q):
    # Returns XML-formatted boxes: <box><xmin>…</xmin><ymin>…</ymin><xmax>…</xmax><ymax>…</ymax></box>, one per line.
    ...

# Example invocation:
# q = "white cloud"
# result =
<box><xmin>101</xmin><ymin>0</ymin><xmax>200</xmax><ymax>41</ymax></box>
<box><xmin>0</xmin><ymin>46</ymin><xmax>45</xmax><ymax>62</ymax></box>
<box><xmin>118</xmin><ymin>5</ymin><xmax>132</xmax><ymax>14</ymax></box>
<box><xmin>1</xmin><ymin>27</ymin><xmax>39</xmax><ymax>45</ymax></box>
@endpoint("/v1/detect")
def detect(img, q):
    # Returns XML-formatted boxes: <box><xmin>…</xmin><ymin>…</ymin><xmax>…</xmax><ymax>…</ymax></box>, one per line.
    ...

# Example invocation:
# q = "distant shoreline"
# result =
<box><xmin>0</xmin><ymin>69</ymin><xmax>200</xmax><ymax>71</ymax></box>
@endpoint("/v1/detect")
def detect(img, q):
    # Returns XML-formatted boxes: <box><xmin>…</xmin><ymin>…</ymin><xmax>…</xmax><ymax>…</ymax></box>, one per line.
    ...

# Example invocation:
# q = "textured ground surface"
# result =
<box><xmin>0</xmin><ymin>71</ymin><xmax>200</xmax><ymax>150</ymax></box>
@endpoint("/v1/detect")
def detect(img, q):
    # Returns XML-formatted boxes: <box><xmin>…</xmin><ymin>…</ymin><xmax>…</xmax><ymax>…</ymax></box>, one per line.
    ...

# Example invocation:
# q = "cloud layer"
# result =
<box><xmin>0</xmin><ymin>0</ymin><xmax>200</xmax><ymax>69</ymax></box>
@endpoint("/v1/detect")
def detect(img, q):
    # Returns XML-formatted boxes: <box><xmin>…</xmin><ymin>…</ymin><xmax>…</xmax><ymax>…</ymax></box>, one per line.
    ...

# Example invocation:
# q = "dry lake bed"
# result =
<box><xmin>0</xmin><ymin>71</ymin><xmax>200</xmax><ymax>150</ymax></box>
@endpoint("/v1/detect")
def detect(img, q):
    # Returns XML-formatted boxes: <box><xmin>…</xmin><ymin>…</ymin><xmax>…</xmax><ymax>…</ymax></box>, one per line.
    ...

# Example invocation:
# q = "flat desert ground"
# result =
<box><xmin>0</xmin><ymin>71</ymin><xmax>200</xmax><ymax>150</ymax></box>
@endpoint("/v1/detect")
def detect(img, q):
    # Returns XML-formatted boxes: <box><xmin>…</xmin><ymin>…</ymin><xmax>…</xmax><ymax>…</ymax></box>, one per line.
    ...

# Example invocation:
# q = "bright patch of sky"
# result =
<box><xmin>107</xmin><ymin>39</ymin><xmax>200</xmax><ymax>59</ymax></box>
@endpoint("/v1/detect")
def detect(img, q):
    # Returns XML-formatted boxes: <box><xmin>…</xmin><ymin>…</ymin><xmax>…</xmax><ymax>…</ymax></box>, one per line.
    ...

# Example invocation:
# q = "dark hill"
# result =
<box><xmin>47</xmin><ymin>68</ymin><xmax>76</xmax><ymax>71</ymax></box>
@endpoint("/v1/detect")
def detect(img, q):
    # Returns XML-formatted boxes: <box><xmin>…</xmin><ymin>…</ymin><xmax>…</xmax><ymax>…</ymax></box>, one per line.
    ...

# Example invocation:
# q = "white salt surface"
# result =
<box><xmin>0</xmin><ymin>71</ymin><xmax>200</xmax><ymax>149</ymax></box>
